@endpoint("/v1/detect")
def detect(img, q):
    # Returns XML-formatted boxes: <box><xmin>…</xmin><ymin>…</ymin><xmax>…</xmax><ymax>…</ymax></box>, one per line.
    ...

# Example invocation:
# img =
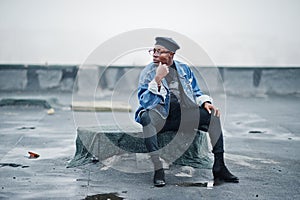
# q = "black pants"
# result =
<box><xmin>140</xmin><ymin>103</ymin><xmax>224</xmax><ymax>155</ymax></box>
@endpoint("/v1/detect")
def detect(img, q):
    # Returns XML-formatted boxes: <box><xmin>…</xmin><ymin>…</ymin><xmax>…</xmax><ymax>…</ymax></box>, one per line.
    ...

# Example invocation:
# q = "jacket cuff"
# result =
<box><xmin>148</xmin><ymin>79</ymin><xmax>167</xmax><ymax>100</ymax></box>
<box><xmin>196</xmin><ymin>95</ymin><xmax>213</xmax><ymax>106</ymax></box>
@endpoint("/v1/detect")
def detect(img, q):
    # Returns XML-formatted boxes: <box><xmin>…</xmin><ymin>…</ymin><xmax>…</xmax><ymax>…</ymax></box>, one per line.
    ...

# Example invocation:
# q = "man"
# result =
<box><xmin>135</xmin><ymin>37</ymin><xmax>239</xmax><ymax>187</ymax></box>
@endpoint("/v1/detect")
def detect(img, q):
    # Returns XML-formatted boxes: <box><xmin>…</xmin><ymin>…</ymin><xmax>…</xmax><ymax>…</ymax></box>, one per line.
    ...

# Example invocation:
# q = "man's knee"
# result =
<box><xmin>199</xmin><ymin>107</ymin><xmax>222</xmax><ymax>132</ymax></box>
<box><xmin>198</xmin><ymin>107</ymin><xmax>211</xmax><ymax>130</ymax></box>
<box><xmin>140</xmin><ymin>110</ymin><xmax>165</xmax><ymax>129</ymax></box>
<box><xmin>140</xmin><ymin>111</ymin><xmax>151</xmax><ymax>127</ymax></box>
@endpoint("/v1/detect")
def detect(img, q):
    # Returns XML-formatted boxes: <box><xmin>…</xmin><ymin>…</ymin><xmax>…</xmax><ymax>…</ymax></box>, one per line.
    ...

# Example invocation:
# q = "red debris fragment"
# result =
<box><xmin>28</xmin><ymin>151</ymin><xmax>40</xmax><ymax>159</ymax></box>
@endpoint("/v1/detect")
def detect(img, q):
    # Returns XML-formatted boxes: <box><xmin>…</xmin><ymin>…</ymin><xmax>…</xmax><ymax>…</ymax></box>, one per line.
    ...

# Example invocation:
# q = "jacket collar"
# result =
<box><xmin>174</xmin><ymin>60</ymin><xmax>187</xmax><ymax>77</ymax></box>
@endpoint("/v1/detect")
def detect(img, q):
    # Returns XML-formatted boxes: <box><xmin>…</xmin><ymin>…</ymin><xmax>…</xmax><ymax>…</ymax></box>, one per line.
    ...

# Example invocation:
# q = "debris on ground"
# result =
<box><xmin>28</xmin><ymin>151</ymin><xmax>40</xmax><ymax>159</ymax></box>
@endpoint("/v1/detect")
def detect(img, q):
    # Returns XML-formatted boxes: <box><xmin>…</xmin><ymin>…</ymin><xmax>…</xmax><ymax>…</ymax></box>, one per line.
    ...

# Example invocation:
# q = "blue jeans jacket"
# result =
<box><xmin>135</xmin><ymin>60</ymin><xmax>206</xmax><ymax>124</ymax></box>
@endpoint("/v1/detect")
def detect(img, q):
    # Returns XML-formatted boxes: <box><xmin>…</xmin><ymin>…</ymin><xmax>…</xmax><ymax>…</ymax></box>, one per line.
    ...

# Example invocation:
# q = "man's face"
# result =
<box><xmin>152</xmin><ymin>45</ymin><xmax>174</xmax><ymax>66</ymax></box>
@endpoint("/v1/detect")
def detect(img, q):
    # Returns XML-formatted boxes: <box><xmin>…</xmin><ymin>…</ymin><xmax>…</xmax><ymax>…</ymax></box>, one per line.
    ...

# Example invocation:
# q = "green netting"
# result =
<box><xmin>67</xmin><ymin>136</ymin><xmax>94</xmax><ymax>168</ymax></box>
<box><xmin>172</xmin><ymin>131</ymin><xmax>213</xmax><ymax>168</ymax></box>
<box><xmin>67</xmin><ymin>125</ymin><xmax>212</xmax><ymax>169</ymax></box>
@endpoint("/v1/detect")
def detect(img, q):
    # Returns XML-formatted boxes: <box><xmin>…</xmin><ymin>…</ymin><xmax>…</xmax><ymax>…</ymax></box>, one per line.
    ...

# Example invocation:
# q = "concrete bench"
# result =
<box><xmin>68</xmin><ymin>124</ymin><xmax>213</xmax><ymax>169</ymax></box>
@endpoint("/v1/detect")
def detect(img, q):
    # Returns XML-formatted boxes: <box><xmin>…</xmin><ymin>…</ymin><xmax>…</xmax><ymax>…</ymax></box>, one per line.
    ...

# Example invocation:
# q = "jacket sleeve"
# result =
<box><xmin>137</xmin><ymin>84</ymin><xmax>164</xmax><ymax>109</ymax></box>
<box><xmin>148</xmin><ymin>80</ymin><xmax>167</xmax><ymax>99</ymax></box>
<box><xmin>137</xmin><ymin>69</ymin><xmax>167</xmax><ymax>110</ymax></box>
<box><xmin>186</xmin><ymin>65</ymin><xmax>214</xmax><ymax>106</ymax></box>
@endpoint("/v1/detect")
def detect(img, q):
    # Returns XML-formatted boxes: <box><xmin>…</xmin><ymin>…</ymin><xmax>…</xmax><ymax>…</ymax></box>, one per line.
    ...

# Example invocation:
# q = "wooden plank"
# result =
<box><xmin>71</xmin><ymin>101</ymin><xmax>132</xmax><ymax>112</ymax></box>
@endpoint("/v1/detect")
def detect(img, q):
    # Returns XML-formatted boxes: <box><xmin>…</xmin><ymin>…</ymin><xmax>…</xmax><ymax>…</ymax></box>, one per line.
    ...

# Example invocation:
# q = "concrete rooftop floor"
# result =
<box><xmin>0</xmin><ymin>92</ymin><xmax>299</xmax><ymax>200</ymax></box>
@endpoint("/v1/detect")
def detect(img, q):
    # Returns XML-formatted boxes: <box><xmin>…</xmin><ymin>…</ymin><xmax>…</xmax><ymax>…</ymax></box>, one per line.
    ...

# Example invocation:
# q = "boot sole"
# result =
<box><xmin>214</xmin><ymin>177</ymin><xmax>239</xmax><ymax>185</ymax></box>
<box><xmin>154</xmin><ymin>182</ymin><xmax>166</xmax><ymax>187</ymax></box>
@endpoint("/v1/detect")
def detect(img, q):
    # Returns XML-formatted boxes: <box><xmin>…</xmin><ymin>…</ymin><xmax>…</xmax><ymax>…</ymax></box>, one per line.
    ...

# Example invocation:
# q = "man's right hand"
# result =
<box><xmin>155</xmin><ymin>62</ymin><xmax>169</xmax><ymax>85</ymax></box>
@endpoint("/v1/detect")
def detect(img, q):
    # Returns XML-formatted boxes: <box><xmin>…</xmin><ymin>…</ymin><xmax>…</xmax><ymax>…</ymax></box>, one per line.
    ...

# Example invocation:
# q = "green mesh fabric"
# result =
<box><xmin>67</xmin><ymin>125</ymin><xmax>212</xmax><ymax>169</ymax></box>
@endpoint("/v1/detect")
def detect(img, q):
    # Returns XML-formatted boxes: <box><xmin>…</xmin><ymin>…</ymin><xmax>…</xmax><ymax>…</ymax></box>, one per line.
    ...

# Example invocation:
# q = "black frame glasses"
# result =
<box><xmin>148</xmin><ymin>48</ymin><xmax>172</xmax><ymax>56</ymax></box>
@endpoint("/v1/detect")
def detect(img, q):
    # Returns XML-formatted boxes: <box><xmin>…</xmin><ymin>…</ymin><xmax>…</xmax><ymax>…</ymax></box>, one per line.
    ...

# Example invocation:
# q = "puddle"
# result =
<box><xmin>17</xmin><ymin>126</ymin><xmax>36</xmax><ymax>130</ymax></box>
<box><xmin>84</xmin><ymin>193</ymin><xmax>124</xmax><ymax>200</ymax></box>
<box><xmin>0</xmin><ymin>163</ymin><xmax>29</xmax><ymax>168</ymax></box>
<box><xmin>175</xmin><ymin>180</ymin><xmax>215</xmax><ymax>189</ymax></box>
<box><xmin>248</xmin><ymin>130</ymin><xmax>266</xmax><ymax>134</ymax></box>
<box><xmin>176</xmin><ymin>182</ymin><xmax>208</xmax><ymax>187</ymax></box>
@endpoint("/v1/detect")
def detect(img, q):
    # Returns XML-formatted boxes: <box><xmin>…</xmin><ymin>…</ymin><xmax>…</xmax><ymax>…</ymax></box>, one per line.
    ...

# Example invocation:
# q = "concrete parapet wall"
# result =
<box><xmin>0</xmin><ymin>65</ymin><xmax>78</xmax><ymax>92</ymax></box>
<box><xmin>0</xmin><ymin>64</ymin><xmax>299</xmax><ymax>96</ymax></box>
<box><xmin>0</xmin><ymin>69</ymin><xmax>27</xmax><ymax>90</ymax></box>
<box><xmin>97</xmin><ymin>66</ymin><xmax>300</xmax><ymax>96</ymax></box>
<box><xmin>221</xmin><ymin>67</ymin><xmax>300</xmax><ymax>96</ymax></box>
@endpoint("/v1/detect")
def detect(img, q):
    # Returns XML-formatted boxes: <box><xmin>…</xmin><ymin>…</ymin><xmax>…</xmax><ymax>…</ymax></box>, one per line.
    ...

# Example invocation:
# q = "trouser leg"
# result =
<box><xmin>141</xmin><ymin>107</ymin><xmax>224</xmax><ymax>158</ymax></box>
<box><xmin>189</xmin><ymin>107</ymin><xmax>238</xmax><ymax>182</ymax></box>
<box><xmin>140</xmin><ymin>110</ymin><xmax>165</xmax><ymax>154</ymax></box>
<box><xmin>205</xmin><ymin>113</ymin><xmax>224</xmax><ymax>154</ymax></box>
<box><xmin>140</xmin><ymin>110</ymin><xmax>167</xmax><ymax>187</ymax></box>
<box><xmin>181</xmin><ymin>107</ymin><xmax>224</xmax><ymax>154</ymax></box>
<box><xmin>140</xmin><ymin>110</ymin><xmax>166</xmax><ymax>170</ymax></box>
<box><xmin>140</xmin><ymin>107</ymin><xmax>181</xmax><ymax>153</ymax></box>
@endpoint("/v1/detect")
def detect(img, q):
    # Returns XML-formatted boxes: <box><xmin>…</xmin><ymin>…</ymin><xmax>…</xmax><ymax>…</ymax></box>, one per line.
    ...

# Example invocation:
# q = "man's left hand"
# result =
<box><xmin>203</xmin><ymin>102</ymin><xmax>220</xmax><ymax>117</ymax></box>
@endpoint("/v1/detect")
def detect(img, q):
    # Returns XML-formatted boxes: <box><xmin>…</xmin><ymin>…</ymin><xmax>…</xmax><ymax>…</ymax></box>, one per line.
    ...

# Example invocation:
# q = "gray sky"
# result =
<box><xmin>0</xmin><ymin>0</ymin><xmax>299</xmax><ymax>66</ymax></box>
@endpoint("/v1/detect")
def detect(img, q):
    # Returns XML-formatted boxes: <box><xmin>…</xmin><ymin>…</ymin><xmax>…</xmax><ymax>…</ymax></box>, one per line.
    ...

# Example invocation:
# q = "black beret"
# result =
<box><xmin>155</xmin><ymin>37</ymin><xmax>180</xmax><ymax>52</ymax></box>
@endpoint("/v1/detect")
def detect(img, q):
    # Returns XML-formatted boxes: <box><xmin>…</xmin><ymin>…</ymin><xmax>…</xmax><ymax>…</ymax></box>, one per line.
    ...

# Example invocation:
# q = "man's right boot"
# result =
<box><xmin>154</xmin><ymin>168</ymin><xmax>165</xmax><ymax>187</ymax></box>
<box><xmin>151</xmin><ymin>155</ymin><xmax>166</xmax><ymax>187</ymax></box>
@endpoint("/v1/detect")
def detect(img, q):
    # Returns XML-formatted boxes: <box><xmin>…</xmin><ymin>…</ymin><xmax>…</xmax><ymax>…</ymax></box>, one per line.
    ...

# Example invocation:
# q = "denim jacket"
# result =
<box><xmin>135</xmin><ymin>60</ymin><xmax>212</xmax><ymax>124</ymax></box>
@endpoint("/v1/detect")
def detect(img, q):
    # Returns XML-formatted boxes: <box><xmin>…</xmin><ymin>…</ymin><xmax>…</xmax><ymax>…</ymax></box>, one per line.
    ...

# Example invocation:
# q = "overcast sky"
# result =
<box><xmin>0</xmin><ymin>0</ymin><xmax>299</xmax><ymax>66</ymax></box>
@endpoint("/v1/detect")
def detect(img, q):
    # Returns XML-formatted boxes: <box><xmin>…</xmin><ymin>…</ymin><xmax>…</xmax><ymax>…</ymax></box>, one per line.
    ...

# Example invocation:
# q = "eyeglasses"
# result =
<box><xmin>148</xmin><ymin>48</ymin><xmax>172</xmax><ymax>56</ymax></box>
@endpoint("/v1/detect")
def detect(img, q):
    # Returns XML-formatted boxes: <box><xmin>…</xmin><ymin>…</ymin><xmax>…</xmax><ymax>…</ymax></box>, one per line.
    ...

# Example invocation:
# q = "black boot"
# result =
<box><xmin>154</xmin><ymin>168</ymin><xmax>165</xmax><ymax>187</ymax></box>
<box><xmin>213</xmin><ymin>153</ymin><xmax>239</xmax><ymax>183</ymax></box>
<box><xmin>151</xmin><ymin>155</ymin><xmax>166</xmax><ymax>187</ymax></box>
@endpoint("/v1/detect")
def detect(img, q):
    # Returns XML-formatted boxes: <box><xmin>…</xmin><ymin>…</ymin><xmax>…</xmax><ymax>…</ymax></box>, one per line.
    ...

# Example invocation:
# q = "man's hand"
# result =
<box><xmin>155</xmin><ymin>62</ymin><xmax>169</xmax><ymax>85</ymax></box>
<box><xmin>203</xmin><ymin>102</ymin><xmax>220</xmax><ymax>117</ymax></box>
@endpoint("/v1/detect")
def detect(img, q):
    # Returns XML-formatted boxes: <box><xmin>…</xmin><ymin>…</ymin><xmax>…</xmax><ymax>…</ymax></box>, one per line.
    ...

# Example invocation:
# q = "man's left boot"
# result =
<box><xmin>213</xmin><ymin>153</ymin><xmax>239</xmax><ymax>183</ymax></box>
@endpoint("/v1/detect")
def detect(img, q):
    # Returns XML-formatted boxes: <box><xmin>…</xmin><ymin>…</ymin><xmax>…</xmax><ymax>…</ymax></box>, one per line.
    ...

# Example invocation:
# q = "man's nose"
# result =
<box><xmin>153</xmin><ymin>53</ymin><xmax>159</xmax><ymax>57</ymax></box>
